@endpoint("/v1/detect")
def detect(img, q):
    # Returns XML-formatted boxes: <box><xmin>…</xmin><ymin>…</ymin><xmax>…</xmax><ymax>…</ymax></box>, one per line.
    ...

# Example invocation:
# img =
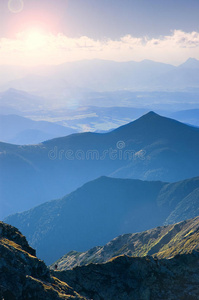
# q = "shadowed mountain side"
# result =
<box><xmin>51</xmin><ymin>216</ymin><xmax>199</xmax><ymax>270</ymax></box>
<box><xmin>5</xmin><ymin>176</ymin><xmax>199</xmax><ymax>265</ymax></box>
<box><xmin>4</xmin><ymin>177</ymin><xmax>165</xmax><ymax>264</ymax></box>
<box><xmin>157</xmin><ymin>176</ymin><xmax>199</xmax><ymax>224</ymax></box>
<box><xmin>1</xmin><ymin>111</ymin><xmax>199</xmax><ymax>218</ymax></box>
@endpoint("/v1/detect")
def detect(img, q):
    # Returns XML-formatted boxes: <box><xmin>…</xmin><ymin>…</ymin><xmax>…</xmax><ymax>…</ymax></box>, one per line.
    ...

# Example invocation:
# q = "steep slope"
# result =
<box><xmin>5</xmin><ymin>176</ymin><xmax>199</xmax><ymax>265</ymax></box>
<box><xmin>54</xmin><ymin>253</ymin><xmax>199</xmax><ymax>300</ymax></box>
<box><xmin>165</xmin><ymin>188</ymin><xmax>199</xmax><ymax>224</ymax></box>
<box><xmin>157</xmin><ymin>176</ymin><xmax>199</xmax><ymax>224</ymax></box>
<box><xmin>52</xmin><ymin>216</ymin><xmax>199</xmax><ymax>270</ymax></box>
<box><xmin>1</xmin><ymin>112</ymin><xmax>199</xmax><ymax>218</ymax></box>
<box><xmin>0</xmin><ymin>222</ymin><xmax>86</xmax><ymax>300</ymax></box>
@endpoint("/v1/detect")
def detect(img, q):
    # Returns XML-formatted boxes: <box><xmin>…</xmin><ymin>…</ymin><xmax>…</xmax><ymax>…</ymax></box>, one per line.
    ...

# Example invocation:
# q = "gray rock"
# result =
<box><xmin>54</xmin><ymin>253</ymin><xmax>199</xmax><ymax>300</ymax></box>
<box><xmin>0</xmin><ymin>222</ymin><xmax>86</xmax><ymax>300</ymax></box>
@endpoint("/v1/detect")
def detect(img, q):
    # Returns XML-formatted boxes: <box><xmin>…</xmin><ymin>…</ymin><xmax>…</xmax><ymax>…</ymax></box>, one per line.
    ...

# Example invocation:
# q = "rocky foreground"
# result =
<box><xmin>0</xmin><ymin>220</ymin><xmax>199</xmax><ymax>300</ymax></box>
<box><xmin>0</xmin><ymin>222</ymin><xmax>86</xmax><ymax>300</ymax></box>
<box><xmin>54</xmin><ymin>253</ymin><xmax>199</xmax><ymax>300</ymax></box>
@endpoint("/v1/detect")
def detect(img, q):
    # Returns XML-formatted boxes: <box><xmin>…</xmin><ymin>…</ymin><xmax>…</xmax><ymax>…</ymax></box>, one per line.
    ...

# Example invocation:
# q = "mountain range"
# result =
<box><xmin>0</xmin><ymin>88</ymin><xmax>48</xmax><ymax>113</ymax></box>
<box><xmin>1</xmin><ymin>87</ymin><xmax>199</xmax><ymax>115</ymax></box>
<box><xmin>52</xmin><ymin>216</ymin><xmax>199</xmax><ymax>270</ymax></box>
<box><xmin>5</xmin><ymin>175</ymin><xmax>199</xmax><ymax>264</ymax></box>
<box><xmin>1</xmin><ymin>88</ymin><xmax>199</xmax><ymax>134</ymax></box>
<box><xmin>1</xmin><ymin>58</ymin><xmax>199</xmax><ymax>95</ymax></box>
<box><xmin>1</xmin><ymin>111</ymin><xmax>199</xmax><ymax>219</ymax></box>
<box><xmin>1</xmin><ymin>87</ymin><xmax>199</xmax><ymax>134</ymax></box>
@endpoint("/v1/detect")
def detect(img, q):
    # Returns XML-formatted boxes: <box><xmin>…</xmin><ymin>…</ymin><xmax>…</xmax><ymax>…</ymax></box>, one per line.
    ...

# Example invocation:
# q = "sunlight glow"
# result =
<box><xmin>25</xmin><ymin>29</ymin><xmax>46</xmax><ymax>50</ymax></box>
<box><xmin>0</xmin><ymin>30</ymin><xmax>199</xmax><ymax>66</ymax></box>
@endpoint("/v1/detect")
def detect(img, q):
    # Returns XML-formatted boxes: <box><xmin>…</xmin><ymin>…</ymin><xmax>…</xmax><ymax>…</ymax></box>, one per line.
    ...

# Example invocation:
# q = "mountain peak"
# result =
<box><xmin>143</xmin><ymin>111</ymin><xmax>159</xmax><ymax>117</ymax></box>
<box><xmin>179</xmin><ymin>57</ymin><xmax>199</xmax><ymax>69</ymax></box>
<box><xmin>111</xmin><ymin>110</ymin><xmax>192</xmax><ymax>139</ymax></box>
<box><xmin>185</xmin><ymin>57</ymin><xmax>198</xmax><ymax>63</ymax></box>
<box><xmin>134</xmin><ymin>111</ymin><xmax>162</xmax><ymax>122</ymax></box>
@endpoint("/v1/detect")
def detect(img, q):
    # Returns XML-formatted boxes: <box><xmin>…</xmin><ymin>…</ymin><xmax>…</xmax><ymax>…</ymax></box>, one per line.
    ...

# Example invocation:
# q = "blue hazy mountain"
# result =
<box><xmin>0</xmin><ymin>112</ymin><xmax>199</xmax><ymax>219</ymax></box>
<box><xmin>0</xmin><ymin>114</ymin><xmax>76</xmax><ymax>145</ymax></box>
<box><xmin>170</xmin><ymin>109</ymin><xmax>199</xmax><ymax>127</ymax></box>
<box><xmin>0</xmin><ymin>88</ymin><xmax>48</xmax><ymax>112</ymax></box>
<box><xmin>5</xmin><ymin>176</ymin><xmax>199</xmax><ymax>264</ymax></box>
<box><xmin>178</xmin><ymin>57</ymin><xmax>199</xmax><ymax>69</ymax></box>
<box><xmin>1</xmin><ymin>59</ymin><xmax>199</xmax><ymax>96</ymax></box>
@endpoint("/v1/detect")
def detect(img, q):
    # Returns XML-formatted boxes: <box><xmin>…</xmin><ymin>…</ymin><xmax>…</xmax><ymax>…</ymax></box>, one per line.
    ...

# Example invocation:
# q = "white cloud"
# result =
<box><xmin>0</xmin><ymin>30</ymin><xmax>199</xmax><ymax>66</ymax></box>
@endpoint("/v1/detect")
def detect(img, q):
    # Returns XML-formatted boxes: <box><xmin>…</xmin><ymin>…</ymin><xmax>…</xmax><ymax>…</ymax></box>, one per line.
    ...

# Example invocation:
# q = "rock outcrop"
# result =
<box><xmin>51</xmin><ymin>216</ymin><xmax>199</xmax><ymax>270</ymax></box>
<box><xmin>1</xmin><ymin>221</ymin><xmax>199</xmax><ymax>300</ymax></box>
<box><xmin>53</xmin><ymin>252</ymin><xmax>199</xmax><ymax>300</ymax></box>
<box><xmin>0</xmin><ymin>222</ymin><xmax>86</xmax><ymax>300</ymax></box>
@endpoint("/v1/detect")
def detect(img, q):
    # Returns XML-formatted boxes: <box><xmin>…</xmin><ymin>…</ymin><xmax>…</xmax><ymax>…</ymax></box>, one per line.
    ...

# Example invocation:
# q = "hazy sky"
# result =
<box><xmin>0</xmin><ymin>0</ymin><xmax>199</xmax><ymax>66</ymax></box>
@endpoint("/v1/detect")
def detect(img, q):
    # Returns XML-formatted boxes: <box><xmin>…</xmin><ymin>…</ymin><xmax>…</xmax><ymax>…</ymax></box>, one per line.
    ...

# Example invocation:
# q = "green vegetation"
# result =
<box><xmin>53</xmin><ymin>216</ymin><xmax>199</xmax><ymax>270</ymax></box>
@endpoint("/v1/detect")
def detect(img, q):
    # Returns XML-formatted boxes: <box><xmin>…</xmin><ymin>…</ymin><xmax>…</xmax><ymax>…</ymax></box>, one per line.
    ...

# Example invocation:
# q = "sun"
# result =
<box><xmin>25</xmin><ymin>29</ymin><xmax>46</xmax><ymax>50</ymax></box>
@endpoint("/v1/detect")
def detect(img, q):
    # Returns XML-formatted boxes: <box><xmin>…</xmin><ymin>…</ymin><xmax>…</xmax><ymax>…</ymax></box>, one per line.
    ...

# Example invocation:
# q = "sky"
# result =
<box><xmin>0</xmin><ymin>0</ymin><xmax>199</xmax><ymax>66</ymax></box>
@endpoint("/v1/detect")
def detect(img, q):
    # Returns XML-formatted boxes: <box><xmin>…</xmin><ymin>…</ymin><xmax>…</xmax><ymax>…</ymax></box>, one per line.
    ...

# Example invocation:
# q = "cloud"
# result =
<box><xmin>0</xmin><ymin>30</ymin><xmax>199</xmax><ymax>66</ymax></box>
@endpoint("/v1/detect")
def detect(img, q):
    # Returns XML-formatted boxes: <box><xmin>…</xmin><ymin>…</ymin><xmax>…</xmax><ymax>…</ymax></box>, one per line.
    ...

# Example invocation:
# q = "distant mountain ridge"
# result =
<box><xmin>0</xmin><ymin>88</ymin><xmax>47</xmax><ymax>112</ymax></box>
<box><xmin>1</xmin><ymin>111</ymin><xmax>199</xmax><ymax>218</ymax></box>
<box><xmin>1</xmin><ymin>58</ymin><xmax>199</xmax><ymax>94</ymax></box>
<box><xmin>179</xmin><ymin>57</ymin><xmax>199</xmax><ymax>69</ymax></box>
<box><xmin>169</xmin><ymin>109</ymin><xmax>199</xmax><ymax>127</ymax></box>
<box><xmin>5</xmin><ymin>176</ymin><xmax>199</xmax><ymax>264</ymax></box>
<box><xmin>52</xmin><ymin>216</ymin><xmax>199</xmax><ymax>270</ymax></box>
<box><xmin>0</xmin><ymin>114</ymin><xmax>76</xmax><ymax>145</ymax></box>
